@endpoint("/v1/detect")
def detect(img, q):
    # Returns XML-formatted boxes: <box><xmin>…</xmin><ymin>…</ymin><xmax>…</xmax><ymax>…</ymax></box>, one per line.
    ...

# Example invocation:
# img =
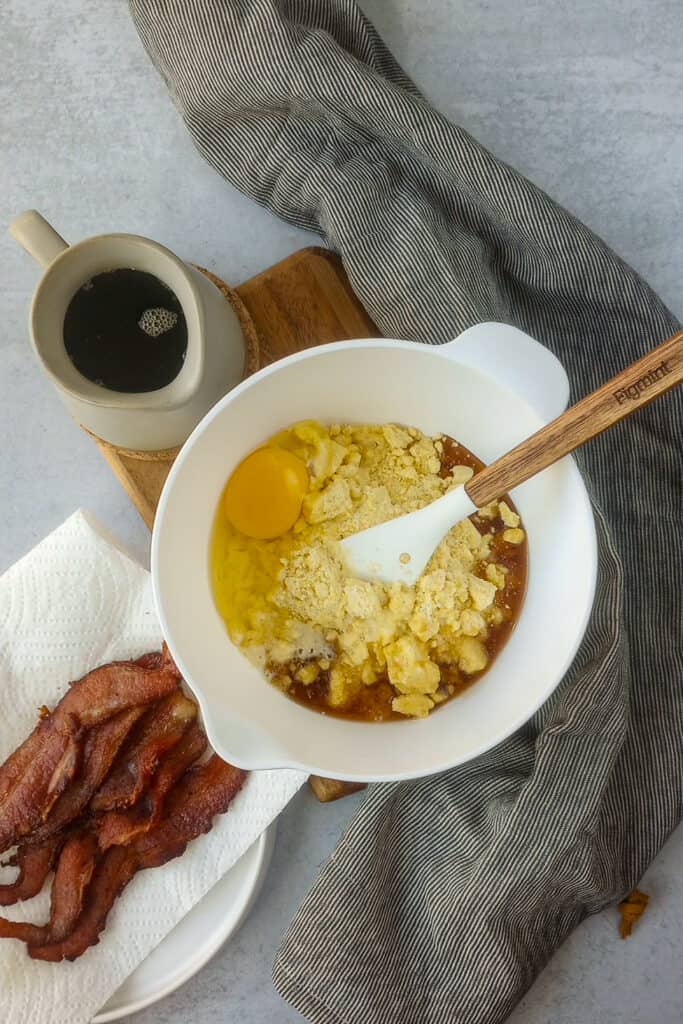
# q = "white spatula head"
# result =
<box><xmin>340</xmin><ymin>484</ymin><xmax>479</xmax><ymax>585</ymax></box>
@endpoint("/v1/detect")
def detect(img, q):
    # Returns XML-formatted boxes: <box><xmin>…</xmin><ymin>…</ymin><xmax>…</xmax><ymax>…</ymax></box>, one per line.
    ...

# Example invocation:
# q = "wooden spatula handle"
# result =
<box><xmin>465</xmin><ymin>329</ymin><xmax>683</xmax><ymax>509</ymax></box>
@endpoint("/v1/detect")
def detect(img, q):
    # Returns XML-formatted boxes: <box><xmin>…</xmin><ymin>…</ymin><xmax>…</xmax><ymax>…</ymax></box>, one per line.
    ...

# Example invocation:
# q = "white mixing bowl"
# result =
<box><xmin>152</xmin><ymin>323</ymin><xmax>597</xmax><ymax>782</ymax></box>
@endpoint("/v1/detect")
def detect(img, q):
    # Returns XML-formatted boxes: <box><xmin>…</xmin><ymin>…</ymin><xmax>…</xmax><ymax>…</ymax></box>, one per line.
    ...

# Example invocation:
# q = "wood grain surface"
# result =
<box><xmin>91</xmin><ymin>246</ymin><xmax>379</xmax><ymax>802</ymax></box>
<box><xmin>466</xmin><ymin>328</ymin><xmax>683</xmax><ymax>508</ymax></box>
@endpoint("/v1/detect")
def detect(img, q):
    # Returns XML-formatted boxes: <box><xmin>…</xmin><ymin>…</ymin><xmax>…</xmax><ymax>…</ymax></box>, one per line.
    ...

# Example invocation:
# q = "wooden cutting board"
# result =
<box><xmin>91</xmin><ymin>246</ymin><xmax>379</xmax><ymax>802</ymax></box>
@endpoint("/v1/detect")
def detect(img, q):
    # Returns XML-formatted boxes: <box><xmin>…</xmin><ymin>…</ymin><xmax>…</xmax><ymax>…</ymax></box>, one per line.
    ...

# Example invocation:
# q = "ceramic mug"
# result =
<box><xmin>10</xmin><ymin>210</ymin><xmax>247</xmax><ymax>450</ymax></box>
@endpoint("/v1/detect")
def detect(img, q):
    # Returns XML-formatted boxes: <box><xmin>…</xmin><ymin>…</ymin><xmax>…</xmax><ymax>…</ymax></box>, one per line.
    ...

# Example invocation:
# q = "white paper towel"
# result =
<box><xmin>0</xmin><ymin>511</ymin><xmax>306</xmax><ymax>1024</ymax></box>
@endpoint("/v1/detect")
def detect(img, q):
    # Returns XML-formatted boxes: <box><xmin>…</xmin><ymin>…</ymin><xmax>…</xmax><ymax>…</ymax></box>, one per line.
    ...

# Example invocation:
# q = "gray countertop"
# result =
<box><xmin>1</xmin><ymin>1</ymin><xmax>682</xmax><ymax>1022</ymax></box>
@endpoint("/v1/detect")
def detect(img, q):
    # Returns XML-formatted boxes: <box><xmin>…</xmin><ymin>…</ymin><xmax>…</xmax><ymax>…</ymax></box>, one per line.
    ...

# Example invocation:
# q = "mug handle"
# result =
<box><xmin>441</xmin><ymin>322</ymin><xmax>570</xmax><ymax>423</ymax></box>
<box><xmin>9</xmin><ymin>209</ymin><xmax>68</xmax><ymax>268</ymax></box>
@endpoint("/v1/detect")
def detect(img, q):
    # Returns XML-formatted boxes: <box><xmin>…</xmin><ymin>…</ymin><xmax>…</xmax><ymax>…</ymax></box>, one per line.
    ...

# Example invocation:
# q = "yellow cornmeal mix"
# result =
<box><xmin>211</xmin><ymin>421</ymin><xmax>525</xmax><ymax>718</ymax></box>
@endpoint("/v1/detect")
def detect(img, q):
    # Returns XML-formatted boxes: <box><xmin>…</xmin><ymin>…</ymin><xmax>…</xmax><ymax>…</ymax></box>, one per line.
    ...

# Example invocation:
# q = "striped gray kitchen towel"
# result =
<box><xmin>130</xmin><ymin>2</ymin><xmax>682</xmax><ymax>1022</ymax></box>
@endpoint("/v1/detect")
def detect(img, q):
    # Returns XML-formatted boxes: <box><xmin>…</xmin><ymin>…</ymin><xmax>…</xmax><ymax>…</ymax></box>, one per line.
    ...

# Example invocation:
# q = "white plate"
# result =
<box><xmin>93</xmin><ymin>824</ymin><xmax>276</xmax><ymax>1022</ymax></box>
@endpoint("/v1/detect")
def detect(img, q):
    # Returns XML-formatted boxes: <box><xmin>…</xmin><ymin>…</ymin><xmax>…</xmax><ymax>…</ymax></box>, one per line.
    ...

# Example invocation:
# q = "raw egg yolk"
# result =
<box><xmin>223</xmin><ymin>447</ymin><xmax>309</xmax><ymax>539</ymax></box>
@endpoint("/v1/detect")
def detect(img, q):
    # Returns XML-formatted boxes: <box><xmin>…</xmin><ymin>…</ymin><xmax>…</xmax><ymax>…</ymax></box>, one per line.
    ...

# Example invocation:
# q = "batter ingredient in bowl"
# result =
<box><xmin>211</xmin><ymin>422</ymin><xmax>526</xmax><ymax>720</ymax></box>
<box><xmin>223</xmin><ymin>446</ymin><xmax>309</xmax><ymax>539</ymax></box>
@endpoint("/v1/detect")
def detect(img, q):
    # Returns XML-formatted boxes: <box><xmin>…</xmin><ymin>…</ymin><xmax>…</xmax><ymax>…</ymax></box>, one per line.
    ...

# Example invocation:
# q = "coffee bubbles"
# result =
<box><xmin>138</xmin><ymin>307</ymin><xmax>179</xmax><ymax>338</ymax></box>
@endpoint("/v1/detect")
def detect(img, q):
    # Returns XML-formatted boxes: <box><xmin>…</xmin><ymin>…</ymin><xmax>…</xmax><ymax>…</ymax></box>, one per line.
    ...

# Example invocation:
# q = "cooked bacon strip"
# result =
<box><xmin>145</xmin><ymin>720</ymin><xmax>208</xmax><ymax>817</ymax></box>
<box><xmin>0</xmin><ymin>833</ymin><xmax>98</xmax><ymax>945</ymax></box>
<box><xmin>0</xmin><ymin>742</ymin><xmax>35</xmax><ymax>806</ymax></box>
<box><xmin>43</xmin><ymin>832</ymin><xmax>98</xmax><ymax>941</ymax></box>
<box><xmin>0</xmin><ymin>652</ymin><xmax>180</xmax><ymax>854</ymax></box>
<box><xmin>29</xmin><ymin>757</ymin><xmax>246</xmax><ymax>962</ymax></box>
<box><xmin>27</xmin><ymin>845</ymin><xmax>135</xmax><ymax>962</ymax></box>
<box><xmin>90</xmin><ymin>692</ymin><xmax>198</xmax><ymax>814</ymax></box>
<box><xmin>44</xmin><ymin>714</ymin><xmax>83</xmax><ymax>816</ymax></box>
<box><xmin>28</xmin><ymin>708</ymin><xmax>145</xmax><ymax>846</ymax></box>
<box><xmin>97</xmin><ymin>722</ymin><xmax>208</xmax><ymax>851</ymax></box>
<box><xmin>58</xmin><ymin>651</ymin><xmax>182</xmax><ymax>729</ymax></box>
<box><xmin>0</xmin><ymin>837</ymin><xmax>62</xmax><ymax>906</ymax></box>
<box><xmin>131</xmin><ymin>652</ymin><xmax>163</xmax><ymax>671</ymax></box>
<box><xmin>95</xmin><ymin>813</ymin><xmax>144</xmax><ymax>854</ymax></box>
<box><xmin>134</xmin><ymin>757</ymin><xmax>246</xmax><ymax>868</ymax></box>
<box><xmin>0</xmin><ymin>651</ymin><xmax>158</xmax><ymax>809</ymax></box>
<box><xmin>143</xmin><ymin>644</ymin><xmax>178</xmax><ymax>676</ymax></box>
<box><xmin>0</xmin><ymin>714</ymin><xmax>83</xmax><ymax>855</ymax></box>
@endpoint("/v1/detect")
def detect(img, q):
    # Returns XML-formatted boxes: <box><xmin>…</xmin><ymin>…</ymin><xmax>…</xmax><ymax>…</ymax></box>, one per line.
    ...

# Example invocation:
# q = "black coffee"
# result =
<box><xmin>63</xmin><ymin>268</ymin><xmax>188</xmax><ymax>393</ymax></box>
